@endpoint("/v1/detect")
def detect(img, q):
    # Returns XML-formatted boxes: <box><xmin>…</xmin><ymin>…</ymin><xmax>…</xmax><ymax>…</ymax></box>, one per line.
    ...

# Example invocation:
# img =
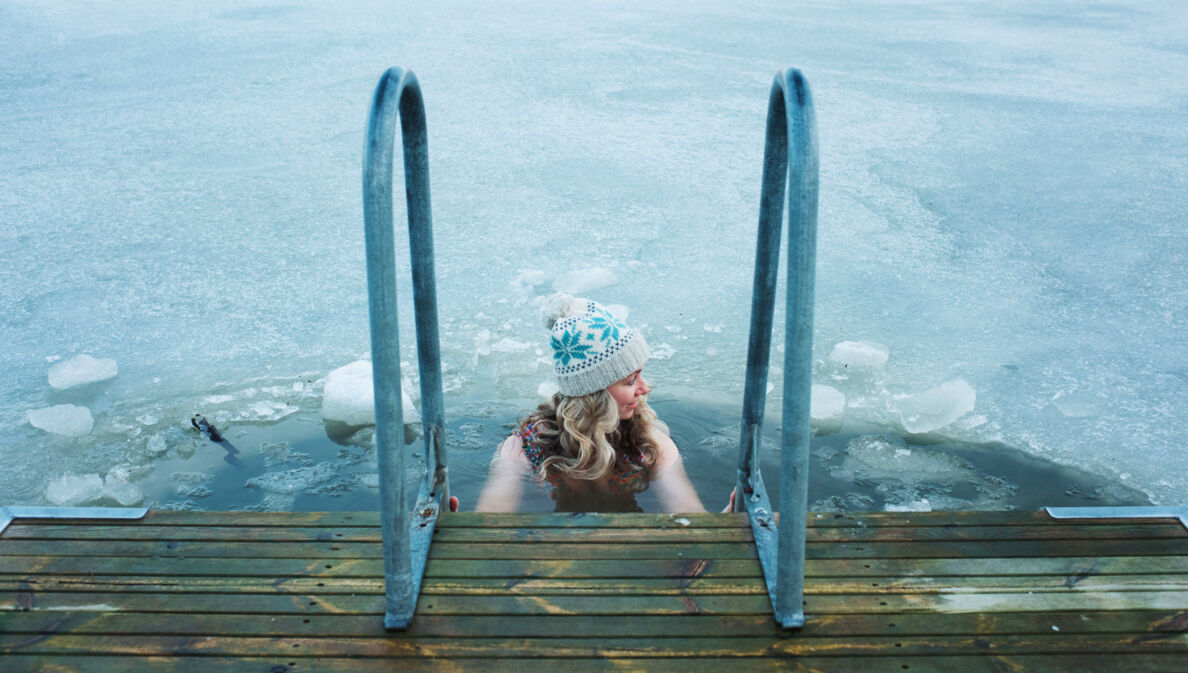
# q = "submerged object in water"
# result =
<box><xmin>191</xmin><ymin>414</ymin><xmax>225</xmax><ymax>442</ymax></box>
<box><xmin>191</xmin><ymin>414</ymin><xmax>242</xmax><ymax>466</ymax></box>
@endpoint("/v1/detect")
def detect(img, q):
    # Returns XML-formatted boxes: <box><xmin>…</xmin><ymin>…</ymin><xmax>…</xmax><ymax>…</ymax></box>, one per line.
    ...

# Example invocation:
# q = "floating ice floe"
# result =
<box><xmin>605</xmin><ymin>304</ymin><xmax>629</xmax><ymax>321</ymax></box>
<box><xmin>321</xmin><ymin>360</ymin><xmax>418</xmax><ymax>427</ymax></box>
<box><xmin>552</xmin><ymin>267</ymin><xmax>616</xmax><ymax>295</ymax></box>
<box><xmin>651</xmin><ymin>343</ymin><xmax>676</xmax><ymax>360</ymax></box>
<box><xmin>884</xmin><ymin>498</ymin><xmax>932</xmax><ymax>512</ymax></box>
<box><xmin>896</xmin><ymin>379</ymin><xmax>976</xmax><ymax>434</ymax></box>
<box><xmin>45</xmin><ymin>473</ymin><xmax>104</xmax><ymax>506</ymax></box>
<box><xmin>102</xmin><ymin>467</ymin><xmax>145</xmax><ymax>506</ymax></box>
<box><xmin>28</xmin><ymin>404</ymin><xmax>94</xmax><ymax>437</ymax></box>
<box><xmin>829</xmin><ymin>341</ymin><xmax>889</xmax><ymax>372</ymax></box>
<box><xmin>47</xmin><ymin>354</ymin><xmax>118</xmax><ymax>390</ymax></box>
<box><xmin>810</xmin><ymin>384</ymin><xmax>846</xmax><ymax>431</ymax></box>
<box><xmin>144</xmin><ymin>434</ymin><xmax>170</xmax><ymax>456</ymax></box>
<box><xmin>489</xmin><ymin>338</ymin><xmax>530</xmax><ymax>353</ymax></box>
<box><xmin>245</xmin><ymin>462</ymin><xmax>338</xmax><ymax>494</ymax></box>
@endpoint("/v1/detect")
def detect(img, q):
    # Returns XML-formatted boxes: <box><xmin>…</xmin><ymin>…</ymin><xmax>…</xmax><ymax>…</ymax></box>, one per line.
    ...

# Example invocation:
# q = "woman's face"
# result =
<box><xmin>607</xmin><ymin>368</ymin><xmax>649</xmax><ymax>420</ymax></box>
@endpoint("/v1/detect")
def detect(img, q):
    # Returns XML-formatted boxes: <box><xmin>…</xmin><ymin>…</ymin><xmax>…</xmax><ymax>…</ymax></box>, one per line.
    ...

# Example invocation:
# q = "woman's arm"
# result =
<box><xmin>649</xmin><ymin>429</ymin><xmax>708</xmax><ymax>513</ymax></box>
<box><xmin>474</xmin><ymin>434</ymin><xmax>531</xmax><ymax>512</ymax></box>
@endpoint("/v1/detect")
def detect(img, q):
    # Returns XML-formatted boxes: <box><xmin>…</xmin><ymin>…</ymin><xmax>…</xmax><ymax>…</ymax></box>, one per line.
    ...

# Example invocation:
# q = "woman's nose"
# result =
<box><xmin>637</xmin><ymin>376</ymin><xmax>649</xmax><ymax>395</ymax></box>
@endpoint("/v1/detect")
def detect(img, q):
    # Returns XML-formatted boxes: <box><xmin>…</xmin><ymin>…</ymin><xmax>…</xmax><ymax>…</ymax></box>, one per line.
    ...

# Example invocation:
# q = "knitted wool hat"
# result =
<box><xmin>540</xmin><ymin>294</ymin><xmax>650</xmax><ymax>397</ymax></box>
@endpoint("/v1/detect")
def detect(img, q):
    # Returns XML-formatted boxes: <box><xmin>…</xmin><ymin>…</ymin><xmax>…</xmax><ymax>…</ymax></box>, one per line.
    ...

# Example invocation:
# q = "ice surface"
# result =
<box><xmin>828</xmin><ymin>342</ymin><xmax>889</xmax><ymax>373</ymax></box>
<box><xmin>44</xmin><ymin>473</ymin><xmax>104</xmax><ymax>506</ymax></box>
<box><xmin>896</xmin><ymin>380</ymin><xmax>977</xmax><ymax>434</ymax></box>
<box><xmin>27</xmin><ymin>405</ymin><xmax>94</xmax><ymax>437</ymax></box>
<box><xmin>47</xmin><ymin>355</ymin><xmax>118</xmax><ymax>390</ymax></box>
<box><xmin>2</xmin><ymin>0</ymin><xmax>1187</xmax><ymax>506</ymax></box>
<box><xmin>320</xmin><ymin>360</ymin><xmax>418</xmax><ymax>427</ymax></box>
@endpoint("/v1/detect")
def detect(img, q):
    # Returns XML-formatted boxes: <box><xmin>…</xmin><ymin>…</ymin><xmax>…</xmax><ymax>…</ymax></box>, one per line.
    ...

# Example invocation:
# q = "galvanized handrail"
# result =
<box><xmin>733</xmin><ymin>68</ymin><xmax>819</xmax><ymax>629</ymax></box>
<box><xmin>363</xmin><ymin>66</ymin><xmax>449</xmax><ymax>630</ymax></box>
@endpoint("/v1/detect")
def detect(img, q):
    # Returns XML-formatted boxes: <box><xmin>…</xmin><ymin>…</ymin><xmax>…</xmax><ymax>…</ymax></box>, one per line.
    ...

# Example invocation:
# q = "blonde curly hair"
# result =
<box><xmin>519</xmin><ymin>390</ymin><xmax>659</xmax><ymax>487</ymax></box>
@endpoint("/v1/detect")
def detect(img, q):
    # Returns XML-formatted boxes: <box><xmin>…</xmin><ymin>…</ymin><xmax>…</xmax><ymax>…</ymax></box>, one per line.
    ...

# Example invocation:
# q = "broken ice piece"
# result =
<box><xmin>28</xmin><ymin>404</ymin><xmax>94</xmax><ymax>437</ymax></box>
<box><xmin>48</xmin><ymin>354</ymin><xmax>118</xmax><ymax>390</ymax></box>
<box><xmin>45</xmin><ymin>473</ymin><xmax>104</xmax><ymax>506</ymax></box>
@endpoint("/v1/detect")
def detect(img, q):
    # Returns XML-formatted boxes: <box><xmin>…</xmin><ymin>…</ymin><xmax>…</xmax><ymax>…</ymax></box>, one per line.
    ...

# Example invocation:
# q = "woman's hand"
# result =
<box><xmin>722</xmin><ymin>487</ymin><xmax>736</xmax><ymax>513</ymax></box>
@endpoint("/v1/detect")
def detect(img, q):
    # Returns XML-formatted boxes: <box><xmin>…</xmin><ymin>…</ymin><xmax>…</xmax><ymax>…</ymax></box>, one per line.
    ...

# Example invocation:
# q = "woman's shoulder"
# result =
<box><xmin>647</xmin><ymin>422</ymin><xmax>681</xmax><ymax>471</ymax></box>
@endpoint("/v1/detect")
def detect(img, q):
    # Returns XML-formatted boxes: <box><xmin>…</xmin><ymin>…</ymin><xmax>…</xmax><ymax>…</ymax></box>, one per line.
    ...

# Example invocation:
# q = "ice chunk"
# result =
<box><xmin>885</xmin><ymin>498</ymin><xmax>932</xmax><ymax>512</ymax></box>
<box><xmin>102</xmin><ymin>467</ymin><xmax>145</xmax><ymax>506</ymax></box>
<box><xmin>320</xmin><ymin>360</ymin><xmax>418</xmax><ymax>427</ymax></box>
<box><xmin>45</xmin><ymin>473</ymin><xmax>104</xmax><ymax>506</ymax></box>
<box><xmin>490</xmin><ymin>338</ymin><xmax>530</xmax><ymax>353</ymax></box>
<box><xmin>47</xmin><ymin>354</ymin><xmax>118</xmax><ymax>390</ymax></box>
<box><xmin>537</xmin><ymin>380</ymin><xmax>559</xmax><ymax>398</ymax></box>
<box><xmin>651</xmin><ymin>343</ymin><xmax>676</xmax><ymax>360</ymax></box>
<box><xmin>359</xmin><ymin>473</ymin><xmax>380</xmax><ymax>488</ymax></box>
<box><xmin>144</xmin><ymin>434</ymin><xmax>169</xmax><ymax>456</ymax></box>
<box><xmin>811</xmin><ymin>384</ymin><xmax>846</xmax><ymax>422</ymax></box>
<box><xmin>245</xmin><ymin>461</ymin><xmax>337</xmax><ymax>494</ymax></box>
<box><xmin>28</xmin><ymin>404</ymin><xmax>94</xmax><ymax>437</ymax></box>
<box><xmin>510</xmin><ymin>269</ymin><xmax>549</xmax><ymax>292</ymax></box>
<box><xmin>553</xmin><ymin>267</ymin><xmax>616</xmax><ymax>295</ymax></box>
<box><xmin>896</xmin><ymin>379</ymin><xmax>976</xmax><ymax>434</ymax></box>
<box><xmin>829</xmin><ymin>341</ymin><xmax>889</xmax><ymax>372</ymax></box>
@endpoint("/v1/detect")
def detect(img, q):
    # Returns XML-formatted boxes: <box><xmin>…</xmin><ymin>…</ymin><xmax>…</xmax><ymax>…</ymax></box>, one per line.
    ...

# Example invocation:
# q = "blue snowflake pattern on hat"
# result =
<box><xmin>551</xmin><ymin>329</ymin><xmax>592</xmax><ymax>366</ymax></box>
<box><xmin>586</xmin><ymin>310</ymin><xmax>622</xmax><ymax>342</ymax></box>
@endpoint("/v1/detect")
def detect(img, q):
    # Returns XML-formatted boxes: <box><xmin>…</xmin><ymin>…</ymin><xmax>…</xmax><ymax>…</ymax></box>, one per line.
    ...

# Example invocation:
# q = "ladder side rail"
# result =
<box><xmin>735</xmin><ymin>68</ymin><xmax>818</xmax><ymax>629</ymax></box>
<box><xmin>776</xmin><ymin>68</ymin><xmax>819</xmax><ymax>628</ymax></box>
<box><xmin>363</xmin><ymin>66</ymin><xmax>446</xmax><ymax>631</ymax></box>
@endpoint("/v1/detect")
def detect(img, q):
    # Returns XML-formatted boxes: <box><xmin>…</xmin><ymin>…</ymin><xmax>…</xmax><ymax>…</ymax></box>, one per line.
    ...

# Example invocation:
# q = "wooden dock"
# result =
<box><xmin>0</xmin><ymin>509</ymin><xmax>1185</xmax><ymax>671</ymax></box>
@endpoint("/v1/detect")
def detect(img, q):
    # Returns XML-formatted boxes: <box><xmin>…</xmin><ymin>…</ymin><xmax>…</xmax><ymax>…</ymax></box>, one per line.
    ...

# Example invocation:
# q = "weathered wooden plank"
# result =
<box><xmin>7</xmin><ymin>588</ymin><xmax>1160</xmax><ymax>618</ymax></box>
<box><xmin>4</xmin><ymin>655</ymin><xmax>1187</xmax><ymax>673</ymax></box>
<box><xmin>1</xmin><ymin>609</ymin><xmax>1182</xmax><ymax>639</ymax></box>
<box><xmin>425</xmin><ymin>539</ymin><xmax>1188</xmax><ymax>560</ymax></box>
<box><xmin>0</xmin><ymin>556</ymin><xmax>765</xmax><ymax>578</ymax></box>
<box><xmin>0</xmin><ymin>591</ymin><xmax>779</xmax><ymax>615</ymax></box>
<box><xmin>432</xmin><ymin>522</ymin><xmax>1186</xmax><ymax>543</ymax></box>
<box><xmin>9</xmin><ymin>509</ymin><xmax>1169</xmax><ymax>531</ymax></box>
<box><xmin>0</xmin><ymin>576</ymin><xmax>768</xmax><ymax>596</ymax></box>
<box><xmin>0</xmin><ymin>524</ymin><xmax>382</xmax><ymax>542</ymax></box>
<box><xmin>5</xmin><ymin>554</ymin><xmax>1184</xmax><ymax>579</ymax></box>
<box><xmin>0</xmin><ymin>540</ymin><xmax>382</xmax><ymax>559</ymax></box>
<box><xmin>5</xmin><ymin>524</ymin><xmax>1180</xmax><ymax>557</ymax></box>
<box><xmin>439</xmin><ymin>510</ymin><xmax>1172</xmax><ymax>528</ymax></box>
<box><xmin>801</xmin><ymin>522</ymin><xmax>1187</xmax><ymax>543</ymax></box>
<box><xmin>5</xmin><ymin>573</ymin><xmax>1183</xmax><ymax>596</ymax></box>
<box><xmin>0</xmin><ymin>556</ymin><xmax>385</xmax><ymax>577</ymax></box>
<box><xmin>1</xmin><ymin>541</ymin><xmax>762</xmax><ymax>561</ymax></box>
<box><xmin>3</xmin><ymin>633</ymin><xmax>1186</xmax><ymax>657</ymax></box>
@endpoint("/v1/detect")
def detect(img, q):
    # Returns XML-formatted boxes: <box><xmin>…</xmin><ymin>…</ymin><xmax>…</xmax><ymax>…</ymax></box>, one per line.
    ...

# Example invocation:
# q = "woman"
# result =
<box><xmin>475</xmin><ymin>294</ymin><xmax>711</xmax><ymax>513</ymax></box>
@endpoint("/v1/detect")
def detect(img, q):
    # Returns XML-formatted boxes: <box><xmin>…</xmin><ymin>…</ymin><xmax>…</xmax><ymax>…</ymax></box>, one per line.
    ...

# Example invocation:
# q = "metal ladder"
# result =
<box><xmin>362</xmin><ymin>66</ymin><xmax>449</xmax><ymax>630</ymax></box>
<box><xmin>732</xmin><ymin>68</ymin><xmax>819</xmax><ymax>629</ymax></box>
<box><xmin>361</xmin><ymin>64</ymin><xmax>820</xmax><ymax>630</ymax></box>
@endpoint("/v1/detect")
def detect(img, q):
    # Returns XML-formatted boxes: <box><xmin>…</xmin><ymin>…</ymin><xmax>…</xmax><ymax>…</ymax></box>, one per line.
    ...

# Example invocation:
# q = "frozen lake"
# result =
<box><xmin>1</xmin><ymin>0</ymin><xmax>1185</xmax><ymax>509</ymax></box>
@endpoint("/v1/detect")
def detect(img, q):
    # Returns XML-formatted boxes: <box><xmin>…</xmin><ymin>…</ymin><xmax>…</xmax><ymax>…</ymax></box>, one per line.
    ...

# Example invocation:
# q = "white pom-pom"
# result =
<box><xmin>540</xmin><ymin>293</ymin><xmax>584</xmax><ymax>329</ymax></box>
